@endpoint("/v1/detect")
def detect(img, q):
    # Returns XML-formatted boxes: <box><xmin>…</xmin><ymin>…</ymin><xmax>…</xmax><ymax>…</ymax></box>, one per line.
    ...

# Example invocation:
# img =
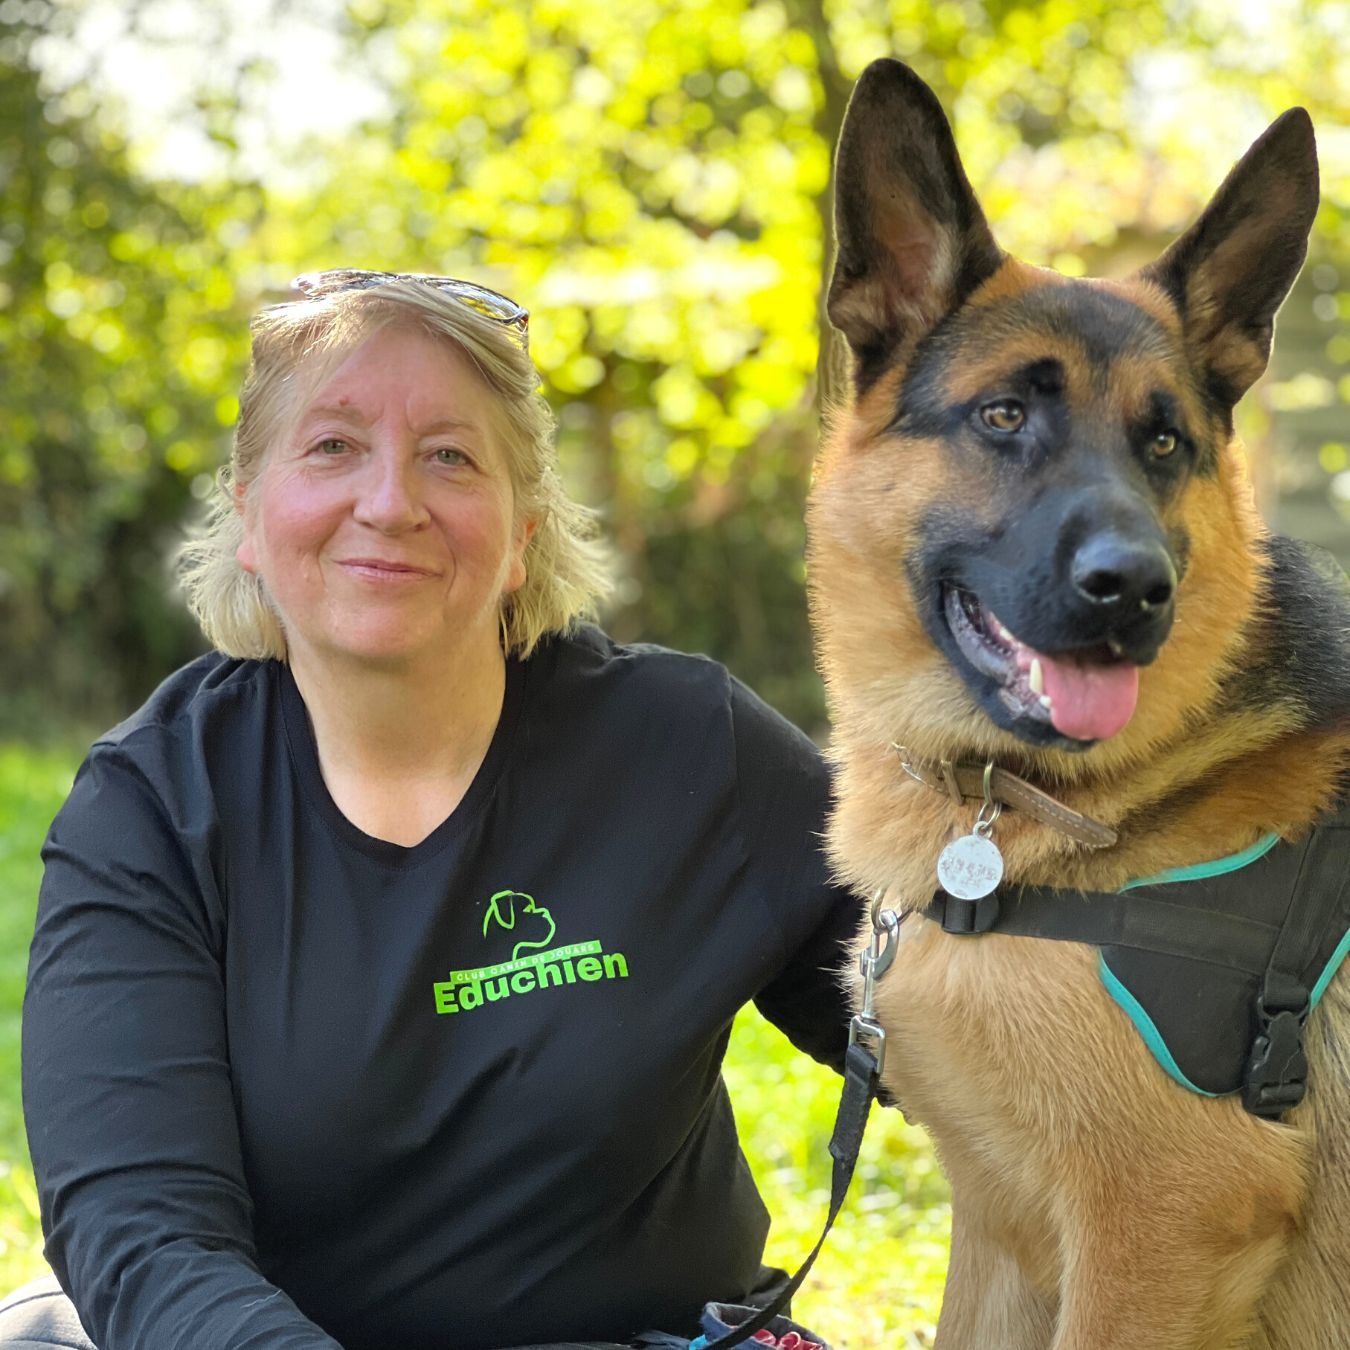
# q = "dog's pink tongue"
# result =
<box><xmin>1040</xmin><ymin>653</ymin><xmax>1140</xmax><ymax>741</ymax></box>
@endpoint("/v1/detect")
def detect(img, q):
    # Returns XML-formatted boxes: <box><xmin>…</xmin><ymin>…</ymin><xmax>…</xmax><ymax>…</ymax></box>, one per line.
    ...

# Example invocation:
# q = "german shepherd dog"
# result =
<box><xmin>808</xmin><ymin>60</ymin><xmax>1350</xmax><ymax>1349</ymax></box>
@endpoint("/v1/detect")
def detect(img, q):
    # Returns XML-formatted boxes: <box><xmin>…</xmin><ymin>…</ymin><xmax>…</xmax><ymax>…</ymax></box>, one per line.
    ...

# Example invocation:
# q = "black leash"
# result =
<box><xmin>695</xmin><ymin>1044</ymin><xmax>879</xmax><ymax>1350</ymax></box>
<box><xmin>696</xmin><ymin>905</ymin><xmax>898</xmax><ymax>1350</ymax></box>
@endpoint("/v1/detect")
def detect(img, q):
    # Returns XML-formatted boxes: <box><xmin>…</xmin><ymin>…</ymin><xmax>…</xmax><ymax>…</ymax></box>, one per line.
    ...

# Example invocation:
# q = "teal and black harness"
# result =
<box><xmin>925</xmin><ymin>794</ymin><xmax>1350</xmax><ymax>1119</ymax></box>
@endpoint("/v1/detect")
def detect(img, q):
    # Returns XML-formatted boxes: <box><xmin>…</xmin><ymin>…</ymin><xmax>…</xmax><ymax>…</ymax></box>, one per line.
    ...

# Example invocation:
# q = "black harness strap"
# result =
<box><xmin>1242</xmin><ymin>805</ymin><xmax>1350</xmax><ymax>1114</ymax></box>
<box><xmin>927</xmin><ymin>887</ymin><xmax>1280</xmax><ymax>974</ymax></box>
<box><xmin>923</xmin><ymin>799</ymin><xmax>1350</xmax><ymax>1120</ymax></box>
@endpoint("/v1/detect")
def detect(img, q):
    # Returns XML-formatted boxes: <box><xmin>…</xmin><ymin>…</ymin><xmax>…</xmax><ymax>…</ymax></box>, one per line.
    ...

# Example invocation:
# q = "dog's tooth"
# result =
<box><xmin>1039</xmin><ymin>695</ymin><xmax>1052</xmax><ymax>710</ymax></box>
<box><xmin>1108</xmin><ymin>638</ymin><xmax>1125</xmax><ymax>658</ymax></box>
<box><xmin>998</xmin><ymin>623</ymin><xmax>1014</xmax><ymax>642</ymax></box>
<box><xmin>1029</xmin><ymin>657</ymin><xmax>1044</xmax><ymax>696</ymax></box>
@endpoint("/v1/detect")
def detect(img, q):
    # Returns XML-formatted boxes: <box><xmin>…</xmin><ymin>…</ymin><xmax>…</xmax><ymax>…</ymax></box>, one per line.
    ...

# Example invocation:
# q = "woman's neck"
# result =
<box><xmin>287</xmin><ymin>633</ymin><xmax>508</xmax><ymax>791</ymax></box>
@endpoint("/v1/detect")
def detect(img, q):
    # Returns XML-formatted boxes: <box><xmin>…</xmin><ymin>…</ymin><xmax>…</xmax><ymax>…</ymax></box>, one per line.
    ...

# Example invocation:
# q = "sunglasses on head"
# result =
<box><xmin>290</xmin><ymin>269</ymin><xmax>530</xmax><ymax>346</ymax></box>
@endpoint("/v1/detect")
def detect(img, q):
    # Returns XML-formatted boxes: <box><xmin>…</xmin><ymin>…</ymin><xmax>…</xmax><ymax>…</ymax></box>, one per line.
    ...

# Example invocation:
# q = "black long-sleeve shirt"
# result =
<box><xmin>23</xmin><ymin>626</ymin><xmax>859</xmax><ymax>1350</ymax></box>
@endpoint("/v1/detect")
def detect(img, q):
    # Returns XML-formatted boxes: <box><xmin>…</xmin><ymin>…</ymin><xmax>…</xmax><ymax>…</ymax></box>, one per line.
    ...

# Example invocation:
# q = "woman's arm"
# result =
<box><xmin>23</xmin><ymin>748</ymin><xmax>342</xmax><ymax>1350</ymax></box>
<box><xmin>727</xmin><ymin>680</ymin><xmax>860</xmax><ymax>1073</ymax></box>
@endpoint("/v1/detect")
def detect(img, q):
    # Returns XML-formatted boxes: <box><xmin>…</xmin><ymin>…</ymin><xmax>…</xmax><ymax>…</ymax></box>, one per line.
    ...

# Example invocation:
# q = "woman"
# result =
<box><xmin>16</xmin><ymin>272</ymin><xmax>857</xmax><ymax>1350</ymax></box>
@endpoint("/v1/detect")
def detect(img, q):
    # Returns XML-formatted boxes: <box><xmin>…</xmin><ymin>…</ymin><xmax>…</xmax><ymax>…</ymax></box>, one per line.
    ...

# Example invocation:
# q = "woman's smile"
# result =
<box><xmin>334</xmin><ymin>556</ymin><xmax>442</xmax><ymax>581</ymax></box>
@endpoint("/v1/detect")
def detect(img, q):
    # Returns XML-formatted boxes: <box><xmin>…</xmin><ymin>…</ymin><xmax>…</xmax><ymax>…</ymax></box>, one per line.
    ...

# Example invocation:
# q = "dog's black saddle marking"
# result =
<box><xmin>924</xmin><ymin>796</ymin><xmax>1350</xmax><ymax>1119</ymax></box>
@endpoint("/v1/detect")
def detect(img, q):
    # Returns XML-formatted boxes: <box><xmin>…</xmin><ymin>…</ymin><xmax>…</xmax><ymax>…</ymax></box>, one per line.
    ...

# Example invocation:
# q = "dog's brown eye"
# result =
<box><xmin>1151</xmin><ymin>430</ymin><xmax>1179</xmax><ymax>457</ymax></box>
<box><xmin>981</xmin><ymin>401</ymin><xmax>1025</xmax><ymax>433</ymax></box>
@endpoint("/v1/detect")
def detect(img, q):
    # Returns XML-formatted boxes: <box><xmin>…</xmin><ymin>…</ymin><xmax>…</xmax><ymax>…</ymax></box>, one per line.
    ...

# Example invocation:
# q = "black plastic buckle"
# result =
<box><xmin>930</xmin><ymin>889</ymin><xmax>1001</xmax><ymax>935</ymax></box>
<box><xmin>1242</xmin><ymin>983</ymin><xmax>1309</xmax><ymax>1120</ymax></box>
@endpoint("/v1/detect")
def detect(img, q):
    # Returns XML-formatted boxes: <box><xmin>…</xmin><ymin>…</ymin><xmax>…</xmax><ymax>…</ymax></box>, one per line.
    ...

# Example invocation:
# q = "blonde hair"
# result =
<box><xmin>179</xmin><ymin>279</ymin><xmax>611</xmax><ymax>659</ymax></box>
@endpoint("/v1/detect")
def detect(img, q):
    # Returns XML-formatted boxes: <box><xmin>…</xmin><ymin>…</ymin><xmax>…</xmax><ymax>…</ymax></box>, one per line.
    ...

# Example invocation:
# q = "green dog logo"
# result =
<box><xmin>483</xmin><ymin>890</ymin><xmax>556</xmax><ymax>962</ymax></box>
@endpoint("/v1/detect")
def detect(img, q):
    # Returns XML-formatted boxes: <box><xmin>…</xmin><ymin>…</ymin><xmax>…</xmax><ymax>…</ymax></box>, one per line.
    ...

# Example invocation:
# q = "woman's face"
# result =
<box><xmin>237</xmin><ymin>323</ymin><xmax>530</xmax><ymax>673</ymax></box>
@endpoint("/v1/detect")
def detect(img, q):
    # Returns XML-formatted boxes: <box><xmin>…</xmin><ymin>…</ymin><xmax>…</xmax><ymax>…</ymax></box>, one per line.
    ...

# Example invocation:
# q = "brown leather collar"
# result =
<box><xmin>893</xmin><ymin>746</ymin><xmax>1118</xmax><ymax>848</ymax></box>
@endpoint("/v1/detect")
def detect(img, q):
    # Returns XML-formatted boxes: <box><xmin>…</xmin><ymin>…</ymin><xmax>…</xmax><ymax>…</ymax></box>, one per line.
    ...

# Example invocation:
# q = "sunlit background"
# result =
<box><xmin>3</xmin><ymin>0</ymin><xmax>1349</xmax><ymax>732</ymax></box>
<box><xmin>1</xmin><ymin>2</ymin><xmax>1348</xmax><ymax>1343</ymax></box>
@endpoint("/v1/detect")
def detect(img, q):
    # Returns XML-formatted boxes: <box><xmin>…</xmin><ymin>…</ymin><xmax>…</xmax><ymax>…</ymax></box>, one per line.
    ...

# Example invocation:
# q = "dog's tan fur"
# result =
<box><xmin>809</xmin><ymin>62</ymin><xmax>1350</xmax><ymax>1350</ymax></box>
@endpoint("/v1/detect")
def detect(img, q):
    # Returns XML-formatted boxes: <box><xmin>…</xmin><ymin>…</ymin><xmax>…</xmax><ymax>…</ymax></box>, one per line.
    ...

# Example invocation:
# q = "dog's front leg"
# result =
<box><xmin>1049</xmin><ymin>1167</ymin><xmax>1299</xmax><ymax>1350</ymax></box>
<box><xmin>933</xmin><ymin>1200</ymin><xmax>1057</xmax><ymax>1350</ymax></box>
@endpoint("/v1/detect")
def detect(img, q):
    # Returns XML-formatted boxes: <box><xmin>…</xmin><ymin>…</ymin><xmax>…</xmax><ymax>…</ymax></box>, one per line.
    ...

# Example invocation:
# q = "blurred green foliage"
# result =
<box><xmin>2</xmin><ymin>0</ymin><xmax>1349</xmax><ymax>731</ymax></box>
<box><xmin>1</xmin><ymin>8</ymin><xmax>244</xmax><ymax>720</ymax></box>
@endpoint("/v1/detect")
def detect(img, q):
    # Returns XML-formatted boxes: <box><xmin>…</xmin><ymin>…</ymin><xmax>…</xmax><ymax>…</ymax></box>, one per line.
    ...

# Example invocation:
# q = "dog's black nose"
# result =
<box><xmin>1071</xmin><ymin>534</ymin><xmax>1176</xmax><ymax>612</ymax></box>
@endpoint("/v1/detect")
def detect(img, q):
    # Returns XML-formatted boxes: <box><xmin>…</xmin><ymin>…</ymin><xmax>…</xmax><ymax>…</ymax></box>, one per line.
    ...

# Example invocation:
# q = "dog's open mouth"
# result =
<box><xmin>942</xmin><ymin>585</ymin><xmax>1140</xmax><ymax>742</ymax></box>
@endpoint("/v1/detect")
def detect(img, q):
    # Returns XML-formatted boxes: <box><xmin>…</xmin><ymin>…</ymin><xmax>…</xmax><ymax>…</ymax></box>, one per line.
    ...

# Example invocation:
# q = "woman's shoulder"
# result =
<box><xmin>99</xmin><ymin>654</ymin><xmax>273</xmax><ymax>744</ymax></box>
<box><xmin>45</xmin><ymin>656</ymin><xmax>276</xmax><ymax>872</ymax></box>
<box><xmin>533</xmin><ymin>624</ymin><xmax>821</xmax><ymax>763</ymax></box>
<box><xmin>537</xmin><ymin>623</ymin><xmax>734</xmax><ymax>706</ymax></box>
<box><xmin>86</xmin><ymin>653</ymin><xmax>278</xmax><ymax>791</ymax></box>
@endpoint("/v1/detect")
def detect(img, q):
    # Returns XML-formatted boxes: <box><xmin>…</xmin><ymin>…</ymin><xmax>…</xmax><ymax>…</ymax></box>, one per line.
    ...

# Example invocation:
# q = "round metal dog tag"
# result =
<box><xmin>936</xmin><ymin>833</ymin><xmax>1005</xmax><ymax>899</ymax></box>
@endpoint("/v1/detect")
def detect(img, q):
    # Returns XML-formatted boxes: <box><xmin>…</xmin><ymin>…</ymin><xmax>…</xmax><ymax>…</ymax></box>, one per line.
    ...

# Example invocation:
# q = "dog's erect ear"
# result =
<box><xmin>1140</xmin><ymin>110</ymin><xmax>1318</xmax><ymax>408</ymax></box>
<box><xmin>827</xmin><ymin>59</ymin><xmax>1002</xmax><ymax>372</ymax></box>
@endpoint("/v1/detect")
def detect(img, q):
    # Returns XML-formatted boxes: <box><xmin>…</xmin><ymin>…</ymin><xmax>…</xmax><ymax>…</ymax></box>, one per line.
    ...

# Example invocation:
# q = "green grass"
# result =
<box><xmin>0</xmin><ymin>743</ymin><xmax>81</xmax><ymax>1294</ymax></box>
<box><xmin>0</xmin><ymin>740</ymin><xmax>949</xmax><ymax>1345</ymax></box>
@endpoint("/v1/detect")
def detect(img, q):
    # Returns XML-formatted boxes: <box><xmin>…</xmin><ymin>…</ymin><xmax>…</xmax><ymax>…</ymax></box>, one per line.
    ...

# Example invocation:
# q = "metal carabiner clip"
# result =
<box><xmin>852</xmin><ymin>889</ymin><xmax>901</xmax><ymax>1074</ymax></box>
